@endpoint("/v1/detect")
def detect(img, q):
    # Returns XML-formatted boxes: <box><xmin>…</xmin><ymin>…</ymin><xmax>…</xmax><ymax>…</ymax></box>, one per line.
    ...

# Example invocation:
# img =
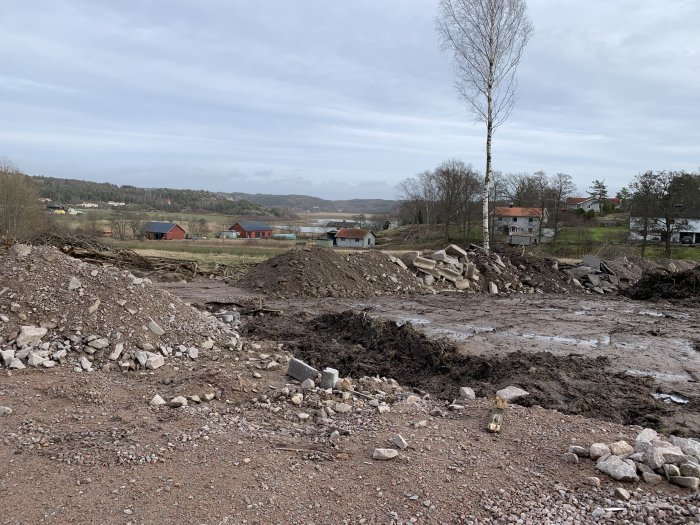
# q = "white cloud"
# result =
<box><xmin>0</xmin><ymin>0</ymin><xmax>698</xmax><ymax>199</ymax></box>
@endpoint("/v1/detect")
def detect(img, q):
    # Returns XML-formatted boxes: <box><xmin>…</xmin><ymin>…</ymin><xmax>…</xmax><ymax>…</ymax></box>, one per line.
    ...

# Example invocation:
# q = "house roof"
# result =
<box><xmin>143</xmin><ymin>221</ymin><xmax>180</xmax><ymax>234</ymax></box>
<box><xmin>335</xmin><ymin>228</ymin><xmax>374</xmax><ymax>239</ymax></box>
<box><xmin>494</xmin><ymin>207</ymin><xmax>543</xmax><ymax>218</ymax></box>
<box><xmin>629</xmin><ymin>206</ymin><xmax>700</xmax><ymax>219</ymax></box>
<box><xmin>231</xmin><ymin>221</ymin><xmax>272</xmax><ymax>232</ymax></box>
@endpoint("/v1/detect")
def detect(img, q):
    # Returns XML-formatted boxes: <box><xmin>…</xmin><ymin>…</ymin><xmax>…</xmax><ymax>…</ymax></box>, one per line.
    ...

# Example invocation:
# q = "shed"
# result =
<box><xmin>230</xmin><ymin>221</ymin><xmax>273</xmax><ymax>239</ymax></box>
<box><xmin>142</xmin><ymin>222</ymin><xmax>187</xmax><ymax>240</ymax></box>
<box><xmin>334</xmin><ymin>228</ymin><xmax>376</xmax><ymax>248</ymax></box>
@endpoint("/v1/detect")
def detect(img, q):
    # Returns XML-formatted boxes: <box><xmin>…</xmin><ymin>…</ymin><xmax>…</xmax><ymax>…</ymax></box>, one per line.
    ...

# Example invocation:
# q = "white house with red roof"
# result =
<box><xmin>565</xmin><ymin>197</ymin><xmax>622</xmax><ymax>212</ymax></box>
<box><xmin>334</xmin><ymin>228</ymin><xmax>376</xmax><ymax>248</ymax></box>
<box><xmin>493</xmin><ymin>206</ymin><xmax>549</xmax><ymax>236</ymax></box>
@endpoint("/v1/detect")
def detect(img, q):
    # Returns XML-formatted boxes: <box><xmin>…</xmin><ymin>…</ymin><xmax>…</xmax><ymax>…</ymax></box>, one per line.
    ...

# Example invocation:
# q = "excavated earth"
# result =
<box><xmin>3</xmin><ymin>245</ymin><xmax>700</xmax><ymax>524</ymax></box>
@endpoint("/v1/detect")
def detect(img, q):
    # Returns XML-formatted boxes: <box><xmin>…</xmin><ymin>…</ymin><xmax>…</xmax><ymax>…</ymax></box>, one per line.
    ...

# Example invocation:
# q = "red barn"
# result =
<box><xmin>230</xmin><ymin>221</ymin><xmax>272</xmax><ymax>239</ymax></box>
<box><xmin>142</xmin><ymin>222</ymin><xmax>186</xmax><ymax>240</ymax></box>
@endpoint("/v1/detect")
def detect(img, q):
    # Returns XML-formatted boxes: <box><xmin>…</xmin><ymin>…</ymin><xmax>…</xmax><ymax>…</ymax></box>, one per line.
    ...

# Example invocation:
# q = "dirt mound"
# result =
<box><xmin>243</xmin><ymin>310</ymin><xmax>698</xmax><ymax>434</ymax></box>
<box><xmin>623</xmin><ymin>265</ymin><xmax>700</xmax><ymax>302</ymax></box>
<box><xmin>238</xmin><ymin>246</ymin><xmax>425</xmax><ymax>299</ymax></box>
<box><xmin>0</xmin><ymin>244</ymin><xmax>240</xmax><ymax>372</ymax></box>
<box><xmin>606</xmin><ymin>256</ymin><xmax>697</xmax><ymax>286</ymax></box>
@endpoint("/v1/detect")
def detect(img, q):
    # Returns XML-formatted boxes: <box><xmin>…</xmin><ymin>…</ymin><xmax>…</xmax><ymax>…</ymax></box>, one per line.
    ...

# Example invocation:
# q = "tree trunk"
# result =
<box><xmin>482</xmin><ymin>111</ymin><xmax>493</xmax><ymax>252</ymax></box>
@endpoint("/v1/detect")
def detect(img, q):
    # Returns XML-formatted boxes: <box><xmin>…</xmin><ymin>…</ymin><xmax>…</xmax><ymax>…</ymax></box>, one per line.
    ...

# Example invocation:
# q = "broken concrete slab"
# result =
<box><xmin>287</xmin><ymin>357</ymin><xmax>319</xmax><ymax>382</ymax></box>
<box><xmin>413</xmin><ymin>256</ymin><xmax>437</xmax><ymax>271</ymax></box>
<box><xmin>436</xmin><ymin>267</ymin><xmax>462</xmax><ymax>283</ymax></box>
<box><xmin>445</xmin><ymin>244</ymin><xmax>469</xmax><ymax>259</ymax></box>
<box><xmin>454</xmin><ymin>279</ymin><xmax>470</xmax><ymax>290</ymax></box>
<box><xmin>582</xmin><ymin>255</ymin><xmax>602</xmax><ymax>271</ymax></box>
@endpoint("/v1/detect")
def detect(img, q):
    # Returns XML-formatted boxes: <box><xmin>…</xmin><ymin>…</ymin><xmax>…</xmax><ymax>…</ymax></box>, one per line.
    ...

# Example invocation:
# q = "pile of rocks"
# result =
<box><xmin>560</xmin><ymin>255</ymin><xmax>623</xmax><ymax>295</ymax></box>
<box><xmin>564</xmin><ymin>428</ymin><xmax>700</xmax><ymax>490</ymax></box>
<box><xmin>407</xmin><ymin>244</ymin><xmax>577</xmax><ymax>295</ymax></box>
<box><xmin>0</xmin><ymin>244</ymin><xmax>242</xmax><ymax>372</ymax></box>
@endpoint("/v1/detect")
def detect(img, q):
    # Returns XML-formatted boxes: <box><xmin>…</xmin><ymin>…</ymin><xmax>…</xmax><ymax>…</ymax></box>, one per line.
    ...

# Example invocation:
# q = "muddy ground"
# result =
<box><xmin>161</xmin><ymin>280</ymin><xmax>700</xmax><ymax>436</ymax></box>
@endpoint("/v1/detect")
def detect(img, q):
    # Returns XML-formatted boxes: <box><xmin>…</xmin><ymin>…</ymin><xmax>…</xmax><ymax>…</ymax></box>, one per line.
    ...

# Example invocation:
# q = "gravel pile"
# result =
<box><xmin>0</xmin><ymin>243</ymin><xmax>241</xmax><ymax>372</ymax></box>
<box><xmin>239</xmin><ymin>246</ymin><xmax>426</xmax><ymax>299</ymax></box>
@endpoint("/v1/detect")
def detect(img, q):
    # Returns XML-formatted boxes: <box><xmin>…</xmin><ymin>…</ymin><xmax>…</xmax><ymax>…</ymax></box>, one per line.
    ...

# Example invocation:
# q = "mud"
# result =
<box><xmin>243</xmin><ymin>311</ymin><xmax>700</xmax><ymax>435</ymax></box>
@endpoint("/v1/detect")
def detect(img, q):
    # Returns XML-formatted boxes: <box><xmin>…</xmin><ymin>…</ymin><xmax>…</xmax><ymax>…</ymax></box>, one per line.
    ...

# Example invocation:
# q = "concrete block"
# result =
<box><xmin>413</xmin><ymin>256</ymin><xmax>437</xmax><ymax>270</ymax></box>
<box><xmin>437</xmin><ymin>267</ymin><xmax>462</xmax><ymax>283</ymax></box>
<box><xmin>445</xmin><ymin>244</ymin><xmax>468</xmax><ymax>259</ymax></box>
<box><xmin>287</xmin><ymin>358</ymin><xmax>319</xmax><ymax>382</ymax></box>
<box><xmin>454</xmin><ymin>279</ymin><xmax>470</xmax><ymax>290</ymax></box>
<box><xmin>582</xmin><ymin>255</ymin><xmax>602</xmax><ymax>271</ymax></box>
<box><xmin>320</xmin><ymin>367</ymin><xmax>339</xmax><ymax>389</ymax></box>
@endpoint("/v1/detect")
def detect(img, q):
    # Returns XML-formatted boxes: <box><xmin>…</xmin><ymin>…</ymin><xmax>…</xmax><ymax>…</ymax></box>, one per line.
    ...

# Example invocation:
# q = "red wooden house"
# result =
<box><xmin>142</xmin><ymin>222</ymin><xmax>187</xmax><ymax>240</ymax></box>
<box><xmin>229</xmin><ymin>221</ymin><xmax>273</xmax><ymax>239</ymax></box>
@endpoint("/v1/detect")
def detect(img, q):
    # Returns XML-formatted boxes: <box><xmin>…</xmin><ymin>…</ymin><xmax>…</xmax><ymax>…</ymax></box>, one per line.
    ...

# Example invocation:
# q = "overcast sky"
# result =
<box><xmin>2</xmin><ymin>1</ymin><xmax>699</xmax><ymax>199</ymax></box>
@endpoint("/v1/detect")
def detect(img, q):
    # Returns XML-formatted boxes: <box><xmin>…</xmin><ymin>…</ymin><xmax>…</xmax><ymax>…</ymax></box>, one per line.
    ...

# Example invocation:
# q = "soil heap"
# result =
<box><xmin>0</xmin><ymin>243</ymin><xmax>241</xmax><ymax>372</ymax></box>
<box><xmin>623</xmin><ymin>265</ymin><xmax>700</xmax><ymax>302</ymax></box>
<box><xmin>238</xmin><ymin>246</ymin><xmax>425</xmax><ymax>299</ymax></box>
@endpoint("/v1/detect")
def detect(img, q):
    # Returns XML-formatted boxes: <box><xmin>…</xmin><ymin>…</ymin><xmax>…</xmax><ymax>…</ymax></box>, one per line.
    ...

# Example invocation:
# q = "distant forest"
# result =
<box><xmin>33</xmin><ymin>176</ymin><xmax>277</xmax><ymax>216</ymax></box>
<box><xmin>31</xmin><ymin>176</ymin><xmax>398</xmax><ymax>215</ymax></box>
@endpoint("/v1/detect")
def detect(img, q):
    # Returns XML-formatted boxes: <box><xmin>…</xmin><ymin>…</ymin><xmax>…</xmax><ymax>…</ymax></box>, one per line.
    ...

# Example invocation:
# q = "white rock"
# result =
<box><xmin>16</xmin><ymin>326</ymin><xmax>48</xmax><ymax>347</ymax></box>
<box><xmin>9</xmin><ymin>358</ymin><xmax>26</xmax><ymax>369</ymax></box>
<box><xmin>0</xmin><ymin>406</ymin><xmax>12</xmax><ymax>416</ymax></box>
<box><xmin>394</xmin><ymin>434</ymin><xmax>408</xmax><ymax>449</ymax></box>
<box><xmin>301</xmin><ymin>378</ymin><xmax>315</xmax><ymax>390</ymax></box>
<box><xmin>149</xmin><ymin>394</ymin><xmax>166</xmax><ymax>406</ymax></box>
<box><xmin>1</xmin><ymin>349</ymin><xmax>15</xmax><ymax>367</ymax></box>
<box><xmin>373</xmin><ymin>448</ymin><xmax>399</xmax><ymax>460</ymax></box>
<box><xmin>108</xmin><ymin>343</ymin><xmax>124</xmax><ymax>361</ymax></box>
<box><xmin>590</xmin><ymin>442</ymin><xmax>611</xmax><ymax>460</ymax></box>
<box><xmin>27</xmin><ymin>353</ymin><xmax>46</xmax><ymax>367</ymax></box>
<box><xmin>78</xmin><ymin>356</ymin><xmax>92</xmax><ymax>371</ymax></box>
<box><xmin>146</xmin><ymin>354</ymin><xmax>165</xmax><ymax>370</ymax></box>
<box><xmin>201</xmin><ymin>339</ymin><xmax>214</xmax><ymax>350</ymax></box>
<box><xmin>187</xmin><ymin>347</ymin><xmax>199</xmax><ymax>360</ymax></box>
<box><xmin>596</xmin><ymin>455</ymin><xmax>639</xmax><ymax>482</ymax></box>
<box><xmin>147</xmin><ymin>320</ymin><xmax>165</xmax><ymax>336</ymax></box>
<box><xmin>68</xmin><ymin>276</ymin><xmax>82</xmax><ymax>291</ymax></box>
<box><xmin>334</xmin><ymin>402</ymin><xmax>352</xmax><ymax>414</ymax></box>
<box><xmin>459</xmin><ymin>387</ymin><xmax>476</xmax><ymax>400</ymax></box>
<box><xmin>88</xmin><ymin>338</ymin><xmax>109</xmax><ymax>350</ymax></box>
<box><xmin>609</xmin><ymin>440</ymin><xmax>634</xmax><ymax>456</ymax></box>
<box><xmin>42</xmin><ymin>360</ymin><xmax>56</xmax><ymax>368</ymax></box>
<box><xmin>496</xmin><ymin>386</ymin><xmax>529</xmax><ymax>403</ymax></box>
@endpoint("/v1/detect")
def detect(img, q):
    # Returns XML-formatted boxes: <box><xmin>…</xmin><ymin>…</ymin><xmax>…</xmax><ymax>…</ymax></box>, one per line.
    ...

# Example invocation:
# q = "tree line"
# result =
<box><xmin>396</xmin><ymin>160</ymin><xmax>577</xmax><ymax>243</ymax></box>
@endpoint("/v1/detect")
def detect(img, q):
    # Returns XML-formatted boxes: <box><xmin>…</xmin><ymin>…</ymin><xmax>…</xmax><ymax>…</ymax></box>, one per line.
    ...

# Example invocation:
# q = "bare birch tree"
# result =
<box><xmin>436</xmin><ymin>0</ymin><xmax>533</xmax><ymax>251</ymax></box>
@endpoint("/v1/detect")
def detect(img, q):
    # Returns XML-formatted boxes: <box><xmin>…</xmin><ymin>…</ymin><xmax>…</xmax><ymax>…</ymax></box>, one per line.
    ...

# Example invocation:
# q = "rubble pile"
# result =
<box><xmin>565</xmin><ymin>428</ymin><xmax>700</xmax><ymax>490</ymax></box>
<box><xmin>239</xmin><ymin>246</ymin><xmax>425</xmax><ymax>299</ymax></box>
<box><xmin>623</xmin><ymin>265</ymin><xmax>700</xmax><ymax>302</ymax></box>
<box><xmin>0</xmin><ymin>244</ymin><xmax>241</xmax><ymax>372</ymax></box>
<box><xmin>560</xmin><ymin>255</ymin><xmax>697</xmax><ymax>295</ymax></box>
<box><xmin>406</xmin><ymin>244</ymin><xmax>577</xmax><ymax>294</ymax></box>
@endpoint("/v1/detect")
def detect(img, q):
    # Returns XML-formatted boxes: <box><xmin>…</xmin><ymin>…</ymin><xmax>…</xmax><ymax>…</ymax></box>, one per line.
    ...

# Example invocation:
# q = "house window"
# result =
<box><xmin>528</xmin><ymin>228</ymin><xmax>533</xmax><ymax>233</ymax></box>
<box><xmin>512</xmin><ymin>217</ymin><xmax>517</xmax><ymax>222</ymax></box>
<box><xmin>528</xmin><ymin>217</ymin><xmax>533</xmax><ymax>222</ymax></box>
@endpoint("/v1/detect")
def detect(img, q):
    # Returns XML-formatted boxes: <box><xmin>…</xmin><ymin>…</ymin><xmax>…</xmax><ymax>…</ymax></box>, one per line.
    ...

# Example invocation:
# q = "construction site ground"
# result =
<box><xmin>2</xmin><ymin>249</ymin><xmax>700</xmax><ymax>524</ymax></box>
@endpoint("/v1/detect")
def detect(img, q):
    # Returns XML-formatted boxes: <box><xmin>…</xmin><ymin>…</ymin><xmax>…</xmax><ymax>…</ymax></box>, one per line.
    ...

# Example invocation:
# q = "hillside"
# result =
<box><xmin>31</xmin><ymin>176</ymin><xmax>398</xmax><ymax>214</ymax></box>
<box><xmin>230</xmin><ymin>193</ymin><xmax>398</xmax><ymax>213</ymax></box>
<box><xmin>32</xmin><ymin>176</ymin><xmax>274</xmax><ymax>216</ymax></box>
